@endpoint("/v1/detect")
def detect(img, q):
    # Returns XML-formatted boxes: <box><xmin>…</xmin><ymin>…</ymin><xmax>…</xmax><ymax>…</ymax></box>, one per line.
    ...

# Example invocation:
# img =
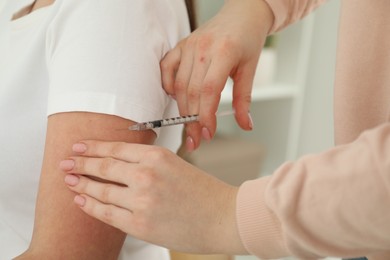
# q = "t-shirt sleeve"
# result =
<box><xmin>45</xmin><ymin>0</ymin><xmax>177</xmax><ymax>137</ymax></box>
<box><xmin>237</xmin><ymin>123</ymin><xmax>390</xmax><ymax>259</ymax></box>
<box><xmin>264</xmin><ymin>0</ymin><xmax>327</xmax><ymax>33</ymax></box>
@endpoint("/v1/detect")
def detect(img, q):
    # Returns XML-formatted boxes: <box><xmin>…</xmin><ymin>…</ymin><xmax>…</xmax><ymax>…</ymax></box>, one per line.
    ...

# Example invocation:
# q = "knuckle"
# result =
<box><xmin>101</xmin><ymin>185</ymin><xmax>113</xmax><ymax>203</ymax></box>
<box><xmin>173</xmin><ymin>79</ymin><xmax>186</xmax><ymax>92</ymax></box>
<box><xmin>187</xmin><ymin>88</ymin><xmax>200</xmax><ymax>102</ymax></box>
<box><xmin>244</xmin><ymin>94</ymin><xmax>252</xmax><ymax>104</ymax></box>
<box><xmin>145</xmin><ymin>147</ymin><xmax>170</xmax><ymax>163</ymax></box>
<box><xmin>73</xmin><ymin>157</ymin><xmax>85</xmax><ymax>172</ymax></box>
<box><xmin>134</xmin><ymin>170</ymin><xmax>154</xmax><ymax>189</ymax></box>
<box><xmin>232</xmin><ymin>93</ymin><xmax>252</xmax><ymax>108</ymax></box>
<box><xmin>99</xmin><ymin>157</ymin><xmax>115</xmax><ymax>177</ymax></box>
<box><xmin>83</xmin><ymin>197</ymin><xmax>96</xmax><ymax>215</ymax></box>
<box><xmin>201</xmin><ymin>81</ymin><xmax>219</xmax><ymax>97</ymax></box>
<box><xmin>109</xmin><ymin>142</ymin><xmax>127</xmax><ymax>158</ymax></box>
<box><xmin>218</xmin><ymin>37</ymin><xmax>236</xmax><ymax>54</ymax></box>
<box><xmin>221</xmin><ymin>37</ymin><xmax>236</xmax><ymax>49</ymax></box>
<box><xmin>196</xmin><ymin>34</ymin><xmax>213</xmax><ymax>50</ymax></box>
<box><xmin>160</xmin><ymin>56</ymin><xmax>171</xmax><ymax>71</ymax></box>
<box><xmin>101</xmin><ymin>207</ymin><xmax>114</xmax><ymax>225</ymax></box>
<box><xmin>85</xmin><ymin>140</ymin><xmax>99</xmax><ymax>155</ymax></box>
<box><xmin>78</xmin><ymin>177</ymin><xmax>89</xmax><ymax>192</ymax></box>
<box><xmin>160</xmin><ymin>46</ymin><xmax>180</xmax><ymax>69</ymax></box>
<box><xmin>185</xmin><ymin>35</ymin><xmax>198</xmax><ymax>48</ymax></box>
<box><xmin>215</xmin><ymin>38</ymin><xmax>239</xmax><ymax>61</ymax></box>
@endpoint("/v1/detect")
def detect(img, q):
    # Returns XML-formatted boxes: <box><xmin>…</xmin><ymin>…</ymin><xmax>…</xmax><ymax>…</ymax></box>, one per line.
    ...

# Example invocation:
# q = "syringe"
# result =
<box><xmin>128</xmin><ymin>110</ymin><xmax>235</xmax><ymax>131</ymax></box>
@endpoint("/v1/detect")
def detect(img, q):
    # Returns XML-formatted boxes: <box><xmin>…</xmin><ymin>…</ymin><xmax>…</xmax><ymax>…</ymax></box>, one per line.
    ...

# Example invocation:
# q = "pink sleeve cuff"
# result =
<box><xmin>236</xmin><ymin>176</ymin><xmax>289</xmax><ymax>259</ymax></box>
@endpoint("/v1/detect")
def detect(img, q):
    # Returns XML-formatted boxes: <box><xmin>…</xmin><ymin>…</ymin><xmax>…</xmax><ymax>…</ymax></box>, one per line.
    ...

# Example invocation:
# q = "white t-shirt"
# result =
<box><xmin>0</xmin><ymin>0</ymin><xmax>189</xmax><ymax>259</ymax></box>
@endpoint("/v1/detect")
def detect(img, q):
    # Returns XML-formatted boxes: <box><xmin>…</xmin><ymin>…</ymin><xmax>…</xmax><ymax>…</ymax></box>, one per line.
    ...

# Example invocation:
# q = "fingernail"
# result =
<box><xmin>60</xmin><ymin>160</ymin><xmax>75</xmax><ymax>171</ymax></box>
<box><xmin>248</xmin><ymin>112</ymin><xmax>254</xmax><ymax>130</ymax></box>
<box><xmin>186</xmin><ymin>136</ymin><xmax>195</xmax><ymax>152</ymax></box>
<box><xmin>64</xmin><ymin>174</ymin><xmax>79</xmax><ymax>186</ymax></box>
<box><xmin>202</xmin><ymin>127</ymin><xmax>212</xmax><ymax>141</ymax></box>
<box><xmin>74</xmin><ymin>195</ymin><xmax>86</xmax><ymax>207</ymax></box>
<box><xmin>73</xmin><ymin>143</ymin><xmax>87</xmax><ymax>153</ymax></box>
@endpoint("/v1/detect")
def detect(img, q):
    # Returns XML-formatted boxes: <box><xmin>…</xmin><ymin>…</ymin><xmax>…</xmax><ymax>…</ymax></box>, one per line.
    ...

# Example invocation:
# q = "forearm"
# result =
<box><xmin>18</xmin><ymin>112</ymin><xmax>155</xmax><ymax>259</ymax></box>
<box><xmin>237</xmin><ymin>123</ymin><xmax>390</xmax><ymax>259</ymax></box>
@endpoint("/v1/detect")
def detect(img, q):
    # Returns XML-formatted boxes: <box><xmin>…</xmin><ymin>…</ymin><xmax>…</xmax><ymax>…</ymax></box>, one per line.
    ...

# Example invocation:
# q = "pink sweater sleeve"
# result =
<box><xmin>237</xmin><ymin>123</ymin><xmax>390</xmax><ymax>259</ymax></box>
<box><xmin>263</xmin><ymin>0</ymin><xmax>327</xmax><ymax>33</ymax></box>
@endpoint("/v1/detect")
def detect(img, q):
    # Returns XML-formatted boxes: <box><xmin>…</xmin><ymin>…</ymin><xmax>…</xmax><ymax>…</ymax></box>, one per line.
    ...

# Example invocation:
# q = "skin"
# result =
<box><xmin>12</xmin><ymin>0</ymin><xmax>54</xmax><ymax>20</ymax></box>
<box><xmin>16</xmin><ymin>113</ymin><xmax>155</xmax><ymax>260</ymax></box>
<box><xmin>160</xmin><ymin>0</ymin><xmax>274</xmax><ymax>151</ymax></box>
<box><xmin>30</xmin><ymin>0</ymin><xmax>54</xmax><ymax>11</ymax></box>
<box><xmin>13</xmin><ymin>2</ymin><xmax>156</xmax><ymax>259</ymax></box>
<box><xmin>60</xmin><ymin>140</ymin><xmax>246</xmax><ymax>255</ymax></box>
<box><xmin>59</xmin><ymin>0</ymin><xmax>390</xmax><ymax>259</ymax></box>
<box><xmin>57</xmin><ymin>0</ymin><xmax>274</xmax><ymax>254</ymax></box>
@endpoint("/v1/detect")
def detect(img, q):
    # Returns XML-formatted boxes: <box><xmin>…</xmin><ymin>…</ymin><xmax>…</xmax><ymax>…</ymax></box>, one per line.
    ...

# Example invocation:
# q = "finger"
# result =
<box><xmin>231</xmin><ymin>62</ymin><xmax>256</xmax><ymax>130</ymax></box>
<box><xmin>62</xmin><ymin>156</ymin><xmax>138</xmax><ymax>185</ymax></box>
<box><xmin>184</xmin><ymin>122</ymin><xmax>202</xmax><ymax>152</ymax></box>
<box><xmin>184</xmin><ymin>50</ymin><xmax>212</xmax><ymax>151</ymax></box>
<box><xmin>198</xmin><ymin>57</ymin><xmax>236</xmax><ymax>139</ymax></box>
<box><xmin>161</xmin><ymin>45</ymin><xmax>182</xmax><ymax>96</ymax></box>
<box><xmin>173</xmin><ymin>42</ymin><xmax>195</xmax><ymax>116</ymax></box>
<box><xmin>74</xmin><ymin>194</ymin><xmax>134</xmax><ymax>234</ymax></box>
<box><xmin>187</xmin><ymin>51</ymin><xmax>210</xmax><ymax>115</ymax></box>
<box><xmin>66</xmin><ymin>174</ymin><xmax>130</xmax><ymax>209</ymax></box>
<box><xmin>72</xmin><ymin>141</ymin><xmax>155</xmax><ymax>163</ymax></box>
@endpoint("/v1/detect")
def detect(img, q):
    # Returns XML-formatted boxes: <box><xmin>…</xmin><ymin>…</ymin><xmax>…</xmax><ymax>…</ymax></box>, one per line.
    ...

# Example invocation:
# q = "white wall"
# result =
<box><xmin>195</xmin><ymin>0</ymin><xmax>224</xmax><ymax>26</ymax></box>
<box><xmin>0</xmin><ymin>0</ymin><xmax>5</xmax><ymax>12</ymax></box>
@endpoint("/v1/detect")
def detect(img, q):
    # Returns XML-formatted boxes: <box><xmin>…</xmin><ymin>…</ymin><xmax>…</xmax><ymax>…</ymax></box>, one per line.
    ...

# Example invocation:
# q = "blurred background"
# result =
<box><xmin>0</xmin><ymin>0</ymin><xmax>341</xmax><ymax>259</ymax></box>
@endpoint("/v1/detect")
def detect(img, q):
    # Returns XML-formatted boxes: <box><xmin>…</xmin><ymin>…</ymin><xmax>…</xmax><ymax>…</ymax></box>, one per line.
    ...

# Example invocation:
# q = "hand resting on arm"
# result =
<box><xmin>16</xmin><ymin>112</ymin><xmax>155</xmax><ymax>259</ymax></box>
<box><xmin>60</xmin><ymin>140</ymin><xmax>246</xmax><ymax>255</ymax></box>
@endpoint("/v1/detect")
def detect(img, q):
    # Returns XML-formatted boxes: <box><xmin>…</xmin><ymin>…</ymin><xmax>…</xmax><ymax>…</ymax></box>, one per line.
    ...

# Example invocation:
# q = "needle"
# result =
<box><xmin>128</xmin><ymin>110</ymin><xmax>235</xmax><ymax>131</ymax></box>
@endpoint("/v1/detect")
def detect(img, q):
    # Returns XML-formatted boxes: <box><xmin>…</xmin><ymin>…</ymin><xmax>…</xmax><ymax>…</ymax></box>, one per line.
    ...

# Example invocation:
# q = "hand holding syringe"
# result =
<box><xmin>128</xmin><ymin>110</ymin><xmax>235</xmax><ymax>131</ymax></box>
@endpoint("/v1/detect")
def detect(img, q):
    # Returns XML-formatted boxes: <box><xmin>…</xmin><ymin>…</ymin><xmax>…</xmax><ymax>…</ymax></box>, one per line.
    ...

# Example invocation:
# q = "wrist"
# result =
<box><xmin>256</xmin><ymin>0</ymin><xmax>275</xmax><ymax>35</ymax></box>
<box><xmin>209</xmin><ymin>184</ymin><xmax>247</xmax><ymax>254</ymax></box>
<box><xmin>223</xmin><ymin>0</ymin><xmax>275</xmax><ymax>35</ymax></box>
<box><xmin>225</xmin><ymin>185</ymin><xmax>247</xmax><ymax>254</ymax></box>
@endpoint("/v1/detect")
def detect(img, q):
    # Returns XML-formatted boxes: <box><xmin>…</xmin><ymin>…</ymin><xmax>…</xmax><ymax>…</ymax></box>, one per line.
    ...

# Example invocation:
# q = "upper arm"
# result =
<box><xmin>16</xmin><ymin>2</ymin><xmax>184</xmax><ymax>257</ymax></box>
<box><xmin>28</xmin><ymin>112</ymin><xmax>155</xmax><ymax>259</ymax></box>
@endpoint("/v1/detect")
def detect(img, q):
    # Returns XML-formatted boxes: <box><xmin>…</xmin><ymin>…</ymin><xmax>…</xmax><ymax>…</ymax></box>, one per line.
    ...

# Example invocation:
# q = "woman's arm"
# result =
<box><xmin>13</xmin><ymin>0</ymin><xmax>183</xmax><ymax>258</ymax></box>
<box><xmin>161</xmin><ymin>0</ymin><xmax>327</xmax><ymax>151</ymax></box>
<box><xmin>16</xmin><ymin>112</ymin><xmax>155</xmax><ymax>259</ymax></box>
<box><xmin>57</xmin><ymin>122</ymin><xmax>390</xmax><ymax>258</ymax></box>
<box><xmin>237</xmin><ymin>123</ymin><xmax>390</xmax><ymax>259</ymax></box>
